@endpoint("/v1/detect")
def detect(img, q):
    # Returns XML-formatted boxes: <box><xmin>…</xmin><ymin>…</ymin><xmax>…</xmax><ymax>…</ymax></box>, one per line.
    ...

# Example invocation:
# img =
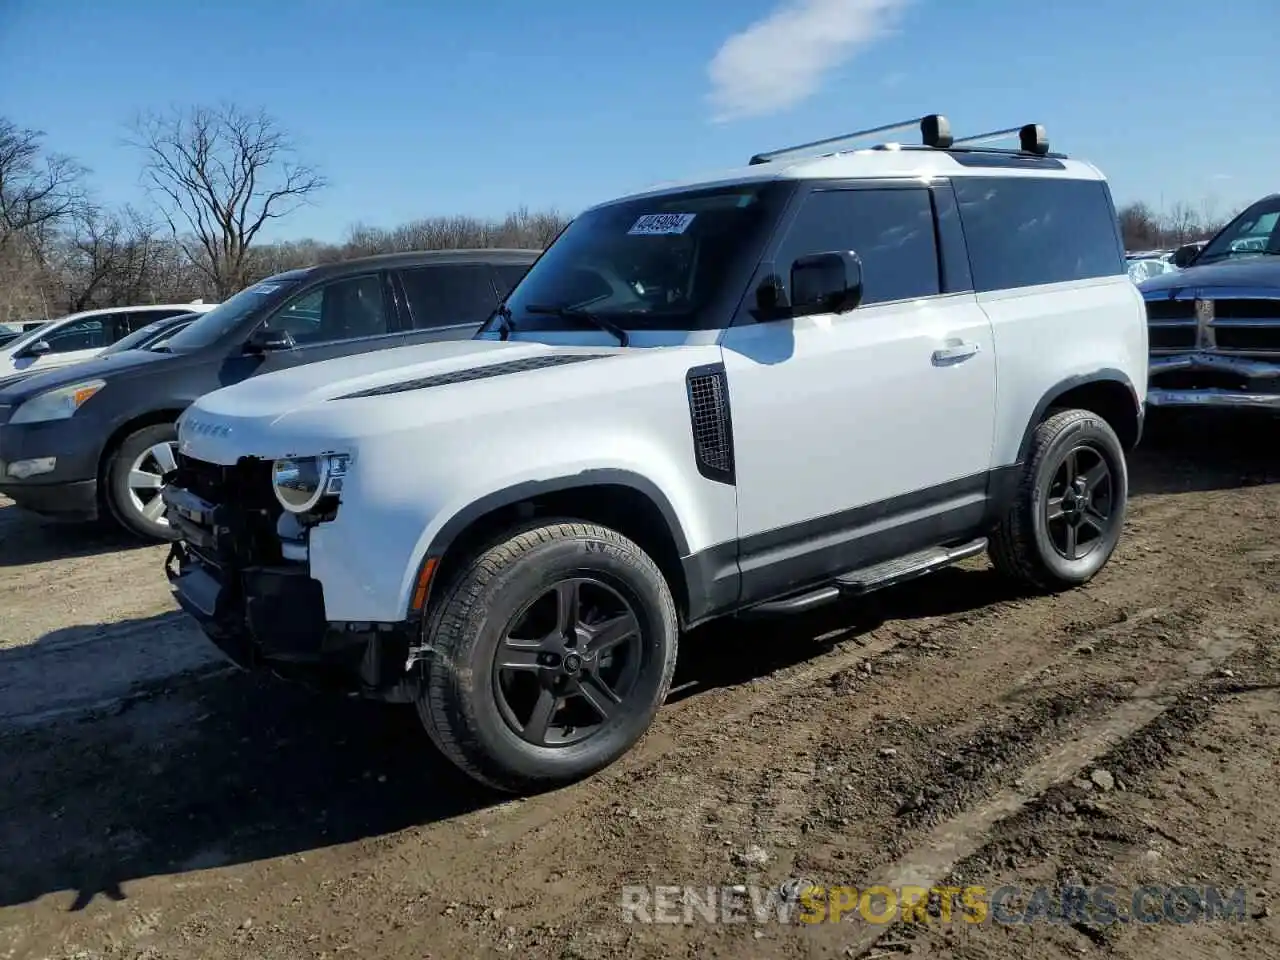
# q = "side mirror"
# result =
<box><xmin>790</xmin><ymin>251</ymin><xmax>863</xmax><ymax>316</ymax></box>
<box><xmin>1171</xmin><ymin>243</ymin><xmax>1201</xmax><ymax>269</ymax></box>
<box><xmin>244</xmin><ymin>327</ymin><xmax>295</xmax><ymax>354</ymax></box>
<box><xmin>20</xmin><ymin>339</ymin><xmax>51</xmax><ymax>358</ymax></box>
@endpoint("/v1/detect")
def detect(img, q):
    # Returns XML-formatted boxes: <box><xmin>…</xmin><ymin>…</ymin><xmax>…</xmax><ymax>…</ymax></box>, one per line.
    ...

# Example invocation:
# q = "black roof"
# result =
<box><xmin>273</xmin><ymin>248</ymin><xmax>542</xmax><ymax>283</ymax></box>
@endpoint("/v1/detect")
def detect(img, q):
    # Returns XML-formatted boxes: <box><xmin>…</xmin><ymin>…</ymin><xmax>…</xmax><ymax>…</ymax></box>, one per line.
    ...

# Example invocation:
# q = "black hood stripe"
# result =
<box><xmin>332</xmin><ymin>353</ymin><xmax>612</xmax><ymax>400</ymax></box>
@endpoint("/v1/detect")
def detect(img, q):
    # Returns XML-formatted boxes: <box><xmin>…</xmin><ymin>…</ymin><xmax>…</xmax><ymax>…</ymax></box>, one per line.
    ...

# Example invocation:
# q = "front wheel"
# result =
<box><xmin>104</xmin><ymin>422</ymin><xmax>180</xmax><ymax>542</ymax></box>
<box><xmin>989</xmin><ymin>408</ymin><xmax>1129</xmax><ymax>590</ymax></box>
<box><xmin>416</xmin><ymin>521</ymin><xmax>678</xmax><ymax>793</ymax></box>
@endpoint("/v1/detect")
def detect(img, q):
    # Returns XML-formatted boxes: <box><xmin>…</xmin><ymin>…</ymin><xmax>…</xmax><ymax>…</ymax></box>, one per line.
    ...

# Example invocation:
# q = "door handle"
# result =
<box><xmin>932</xmin><ymin>340</ymin><xmax>980</xmax><ymax>366</ymax></box>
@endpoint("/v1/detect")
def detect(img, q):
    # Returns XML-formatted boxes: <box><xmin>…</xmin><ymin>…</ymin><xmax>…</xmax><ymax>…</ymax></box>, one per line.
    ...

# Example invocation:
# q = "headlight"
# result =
<box><xmin>271</xmin><ymin>454</ymin><xmax>350</xmax><ymax>513</ymax></box>
<box><xmin>10</xmin><ymin>380</ymin><xmax>106</xmax><ymax>425</ymax></box>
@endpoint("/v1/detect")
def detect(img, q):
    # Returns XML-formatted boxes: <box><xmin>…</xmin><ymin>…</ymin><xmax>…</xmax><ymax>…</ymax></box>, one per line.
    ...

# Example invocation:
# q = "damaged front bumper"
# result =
<box><xmin>1147</xmin><ymin>353</ymin><xmax>1280</xmax><ymax>411</ymax></box>
<box><xmin>161</xmin><ymin>483</ymin><xmax>420</xmax><ymax>700</ymax></box>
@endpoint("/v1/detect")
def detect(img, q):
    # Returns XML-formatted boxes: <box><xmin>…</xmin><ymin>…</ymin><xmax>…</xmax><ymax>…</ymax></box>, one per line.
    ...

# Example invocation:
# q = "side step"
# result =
<box><xmin>741</xmin><ymin>538</ymin><xmax>988</xmax><ymax>617</ymax></box>
<box><xmin>836</xmin><ymin>537</ymin><xmax>988</xmax><ymax>595</ymax></box>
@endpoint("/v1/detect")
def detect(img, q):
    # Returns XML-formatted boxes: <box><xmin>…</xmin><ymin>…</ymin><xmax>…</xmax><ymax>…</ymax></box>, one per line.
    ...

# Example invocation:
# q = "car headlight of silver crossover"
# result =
<box><xmin>271</xmin><ymin>453</ymin><xmax>350</xmax><ymax>513</ymax></box>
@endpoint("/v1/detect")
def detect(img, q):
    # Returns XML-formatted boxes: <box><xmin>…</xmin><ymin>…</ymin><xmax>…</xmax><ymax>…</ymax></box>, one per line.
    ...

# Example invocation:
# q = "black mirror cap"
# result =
<box><xmin>1171</xmin><ymin>243</ymin><xmax>1202</xmax><ymax>269</ymax></box>
<box><xmin>789</xmin><ymin>251</ymin><xmax>864</xmax><ymax>316</ymax></box>
<box><xmin>245</xmin><ymin>328</ymin><xmax>295</xmax><ymax>354</ymax></box>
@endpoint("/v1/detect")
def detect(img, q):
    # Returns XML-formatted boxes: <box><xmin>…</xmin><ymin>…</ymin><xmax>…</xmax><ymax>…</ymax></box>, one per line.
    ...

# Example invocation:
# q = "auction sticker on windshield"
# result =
<box><xmin>628</xmin><ymin>213</ymin><xmax>696</xmax><ymax>236</ymax></box>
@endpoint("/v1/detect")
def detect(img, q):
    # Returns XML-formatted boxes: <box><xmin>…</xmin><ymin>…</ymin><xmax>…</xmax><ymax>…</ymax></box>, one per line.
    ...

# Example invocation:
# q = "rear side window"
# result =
<box><xmin>773</xmin><ymin>188</ymin><xmax>941</xmax><ymax>306</ymax></box>
<box><xmin>953</xmin><ymin>177</ymin><xmax>1125</xmax><ymax>291</ymax></box>
<box><xmin>398</xmin><ymin>264</ymin><xmax>499</xmax><ymax>329</ymax></box>
<box><xmin>493</xmin><ymin>263</ymin><xmax>532</xmax><ymax>299</ymax></box>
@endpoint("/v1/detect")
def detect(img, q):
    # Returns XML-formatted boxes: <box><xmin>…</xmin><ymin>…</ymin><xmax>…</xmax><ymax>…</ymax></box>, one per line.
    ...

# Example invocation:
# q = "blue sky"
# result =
<box><xmin>2</xmin><ymin>0</ymin><xmax>1277</xmax><ymax>242</ymax></box>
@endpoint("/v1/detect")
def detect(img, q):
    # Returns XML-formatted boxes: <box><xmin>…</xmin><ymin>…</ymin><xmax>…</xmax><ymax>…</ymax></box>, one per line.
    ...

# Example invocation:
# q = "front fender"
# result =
<box><xmin>308</xmin><ymin>440</ymin><xmax>732</xmax><ymax>625</ymax></box>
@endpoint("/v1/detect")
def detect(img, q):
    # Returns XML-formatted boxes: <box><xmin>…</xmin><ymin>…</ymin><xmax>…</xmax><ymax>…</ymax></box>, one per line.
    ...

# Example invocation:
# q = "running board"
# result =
<box><xmin>835</xmin><ymin>537</ymin><xmax>988</xmax><ymax>595</ymax></box>
<box><xmin>741</xmin><ymin>538</ymin><xmax>988</xmax><ymax>617</ymax></box>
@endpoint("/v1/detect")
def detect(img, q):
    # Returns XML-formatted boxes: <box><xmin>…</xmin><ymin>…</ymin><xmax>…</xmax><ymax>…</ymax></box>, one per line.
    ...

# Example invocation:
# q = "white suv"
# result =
<box><xmin>162</xmin><ymin>116</ymin><xmax>1148</xmax><ymax>793</ymax></box>
<box><xmin>1</xmin><ymin>302</ymin><xmax>216</xmax><ymax>376</ymax></box>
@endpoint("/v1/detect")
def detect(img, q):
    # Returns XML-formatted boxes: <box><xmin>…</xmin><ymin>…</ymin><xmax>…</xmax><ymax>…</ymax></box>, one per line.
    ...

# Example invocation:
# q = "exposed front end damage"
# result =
<box><xmin>1144</xmin><ymin>287</ymin><xmax>1280</xmax><ymax>411</ymax></box>
<box><xmin>161</xmin><ymin>451</ymin><xmax>420</xmax><ymax>701</ymax></box>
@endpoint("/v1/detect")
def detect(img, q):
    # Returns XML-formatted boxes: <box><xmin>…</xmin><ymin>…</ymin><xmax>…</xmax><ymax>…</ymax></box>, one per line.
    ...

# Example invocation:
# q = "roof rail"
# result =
<box><xmin>951</xmin><ymin>123</ymin><xmax>1050</xmax><ymax>156</ymax></box>
<box><xmin>748</xmin><ymin>114</ymin><xmax>953</xmax><ymax>165</ymax></box>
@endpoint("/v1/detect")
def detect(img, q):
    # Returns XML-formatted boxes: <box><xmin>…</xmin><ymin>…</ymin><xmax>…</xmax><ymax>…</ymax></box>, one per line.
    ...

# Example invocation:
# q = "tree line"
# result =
<box><xmin>1116</xmin><ymin>199</ymin><xmax>1236</xmax><ymax>254</ymax></box>
<box><xmin>0</xmin><ymin>106</ymin><xmax>568</xmax><ymax>322</ymax></box>
<box><xmin>0</xmin><ymin>104</ymin><xmax>1240</xmax><ymax>323</ymax></box>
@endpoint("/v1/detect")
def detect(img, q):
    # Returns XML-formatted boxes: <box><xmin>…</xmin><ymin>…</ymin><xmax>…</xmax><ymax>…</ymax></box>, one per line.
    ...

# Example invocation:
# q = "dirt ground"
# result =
<box><xmin>0</xmin><ymin>411</ymin><xmax>1277</xmax><ymax>960</ymax></box>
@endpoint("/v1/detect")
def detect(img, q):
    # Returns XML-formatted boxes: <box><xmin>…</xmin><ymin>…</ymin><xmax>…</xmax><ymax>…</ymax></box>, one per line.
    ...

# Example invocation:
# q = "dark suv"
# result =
<box><xmin>0</xmin><ymin>249</ymin><xmax>539</xmax><ymax>539</ymax></box>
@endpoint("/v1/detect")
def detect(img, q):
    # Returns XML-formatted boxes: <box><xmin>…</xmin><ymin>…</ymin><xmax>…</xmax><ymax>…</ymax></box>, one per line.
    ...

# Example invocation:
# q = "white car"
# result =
<box><xmin>0</xmin><ymin>303</ymin><xmax>216</xmax><ymax>377</ymax></box>
<box><xmin>163</xmin><ymin>115</ymin><xmax>1148</xmax><ymax>793</ymax></box>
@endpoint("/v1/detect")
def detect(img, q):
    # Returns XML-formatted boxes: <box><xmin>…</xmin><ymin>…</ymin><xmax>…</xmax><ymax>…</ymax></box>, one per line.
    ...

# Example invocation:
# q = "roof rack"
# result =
<box><xmin>952</xmin><ymin>123</ymin><xmax>1050</xmax><ymax>156</ymax></box>
<box><xmin>748</xmin><ymin>114</ymin><xmax>953</xmax><ymax>166</ymax></box>
<box><xmin>747</xmin><ymin>115</ymin><xmax>1058</xmax><ymax>165</ymax></box>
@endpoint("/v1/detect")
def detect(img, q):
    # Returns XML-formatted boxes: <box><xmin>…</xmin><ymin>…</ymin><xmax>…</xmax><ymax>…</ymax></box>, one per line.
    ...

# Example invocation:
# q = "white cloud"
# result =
<box><xmin>706</xmin><ymin>0</ymin><xmax>912</xmax><ymax>123</ymax></box>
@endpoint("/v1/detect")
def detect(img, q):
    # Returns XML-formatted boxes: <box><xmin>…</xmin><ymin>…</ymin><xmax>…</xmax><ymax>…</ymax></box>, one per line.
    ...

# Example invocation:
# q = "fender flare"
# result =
<box><xmin>409</xmin><ymin>469</ymin><xmax>693</xmax><ymax>616</ymax></box>
<box><xmin>1015</xmin><ymin>368</ymin><xmax>1142</xmax><ymax>464</ymax></box>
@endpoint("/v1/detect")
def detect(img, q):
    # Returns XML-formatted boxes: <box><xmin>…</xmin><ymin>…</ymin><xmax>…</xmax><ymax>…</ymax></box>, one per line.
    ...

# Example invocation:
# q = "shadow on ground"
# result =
<box><xmin>1131</xmin><ymin>410</ymin><xmax>1280</xmax><ymax>496</ymax></box>
<box><xmin>0</xmin><ymin>501</ymin><xmax>151</xmax><ymax>567</ymax></box>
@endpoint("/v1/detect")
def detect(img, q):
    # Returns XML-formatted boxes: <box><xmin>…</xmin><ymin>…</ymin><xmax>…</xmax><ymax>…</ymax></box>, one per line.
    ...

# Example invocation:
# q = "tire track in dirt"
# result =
<box><xmin>804</xmin><ymin>622</ymin><xmax>1259</xmax><ymax>960</ymax></box>
<box><xmin>874</xmin><ymin>636</ymin><xmax>1280</xmax><ymax>959</ymax></box>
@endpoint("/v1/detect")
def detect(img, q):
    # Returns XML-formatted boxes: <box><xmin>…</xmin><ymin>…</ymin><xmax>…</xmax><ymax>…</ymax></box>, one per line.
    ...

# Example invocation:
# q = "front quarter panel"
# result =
<box><xmin>302</xmin><ymin>345</ymin><xmax>738</xmax><ymax>623</ymax></box>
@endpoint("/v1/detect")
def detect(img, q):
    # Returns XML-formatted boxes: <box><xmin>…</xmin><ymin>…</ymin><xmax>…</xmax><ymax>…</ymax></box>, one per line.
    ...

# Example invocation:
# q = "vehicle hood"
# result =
<box><xmin>1139</xmin><ymin>256</ymin><xmax>1280</xmax><ymax>296</ymax></box>
<box><xmin>189</xmin><ymin>338</ymin><xmax>600</xmax><ymax>423</ymax></box>
<box><xmin>177</xmin><ymin>336</ymin><xmax>709</xmax><ymax>465</ymax></box>
<box><xmin>0</xmin><ymin>348</ymin><xmax>175</xmax><ymax>404</ymax></box>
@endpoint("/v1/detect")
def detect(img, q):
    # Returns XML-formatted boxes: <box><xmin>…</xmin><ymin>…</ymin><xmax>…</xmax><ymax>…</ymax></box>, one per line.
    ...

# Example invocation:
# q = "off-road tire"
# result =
<box><xmin>416</xmin><ymin>521</ymin><xmax>679</xmax><ymax>793</ymax></box>
<box><xmin>104</xmin><ymin>422</ymin><xmax>180</xmax><ymax>542</ymax></box>
<box><xmin>989</xmin><ymin>408</ymin><xmax>1128</xmax><ymax>591</ymax></box>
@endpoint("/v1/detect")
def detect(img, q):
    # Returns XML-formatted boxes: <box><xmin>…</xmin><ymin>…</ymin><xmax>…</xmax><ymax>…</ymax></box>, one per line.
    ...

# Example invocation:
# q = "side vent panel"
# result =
<box><xmin>685</xmin><ymin>363</ymin><xmax>735</xmax><ymax>485</ymax></box>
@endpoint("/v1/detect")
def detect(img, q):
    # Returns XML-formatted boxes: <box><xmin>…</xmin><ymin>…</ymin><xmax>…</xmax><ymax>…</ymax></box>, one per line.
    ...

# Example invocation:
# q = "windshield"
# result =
<box><xmin>101</xmin><ymin>315</ymin><xmax>193</xmax><ymax>355</ymax></box>
<box><xmin>496</xmin><ymin>181</ymin><xmax>791</xmax><ymax>333</ymax></box>
<box><xmin>1197</xmin><ymin>197</ymin><xmax>1280</xmax><ymax>264</ymax></box>
<box><xmin>163</xmin><ymin>278</ymin><xmax>302</xmax><ymax>352</ymax></box>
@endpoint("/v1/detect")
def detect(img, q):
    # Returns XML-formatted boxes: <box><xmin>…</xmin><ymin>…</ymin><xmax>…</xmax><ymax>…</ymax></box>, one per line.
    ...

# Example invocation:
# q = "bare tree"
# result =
<box><xmin>52</xmin><ymin>204</ymin><xmax>176</xmax><ymax>311</ymax></box>
<box><xmin>1117</xmin><ymin>200</ymin><xmax>1237</xmax><ymax>253</ymax></box>
<box><xmin>341</xmin><ymin>207</ymin><xmax>570</xmax><ymax>259</ymax></box>
<box><xmin>0</xmin><ymin>118</ymin><xmax>88</xmax><ymax>320</ymax></box>
<box><xmin>129</xmin><ymin>104</ymin><xmax>326</xmax><ymax>298</ymax></box>
<box><xmin>0</xmin><ymin>118</ymin><xmax>86</xmax><ymax>249</ymax></box>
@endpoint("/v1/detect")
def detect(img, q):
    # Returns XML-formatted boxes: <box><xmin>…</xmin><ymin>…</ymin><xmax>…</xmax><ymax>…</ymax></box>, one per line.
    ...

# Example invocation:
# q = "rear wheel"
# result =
<box><xmin>416</xmin><ymin>521</ymin><xmax>678</xmax><ymax>793</ymax></box>
<box><xmin>104</xmin><ymin>423</ymin><xmax>179</xmax><ymax>542</ymax></box>
<box><xmin>989</xmin><ymin>409</ymin><xmax>1128</xmax><ymax>590</ymax></box>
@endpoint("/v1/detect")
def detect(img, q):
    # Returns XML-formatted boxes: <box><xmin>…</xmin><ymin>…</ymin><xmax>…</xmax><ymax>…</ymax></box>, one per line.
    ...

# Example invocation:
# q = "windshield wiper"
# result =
<box><xmin>524</xmin><ymin>304</ymin><xmax>629</xmax><ymax>347</ymax></box>
<box><xmin>488</xmin><ymin>302</ymin><xmax>515</xmax><ymax>341</ymax></box>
